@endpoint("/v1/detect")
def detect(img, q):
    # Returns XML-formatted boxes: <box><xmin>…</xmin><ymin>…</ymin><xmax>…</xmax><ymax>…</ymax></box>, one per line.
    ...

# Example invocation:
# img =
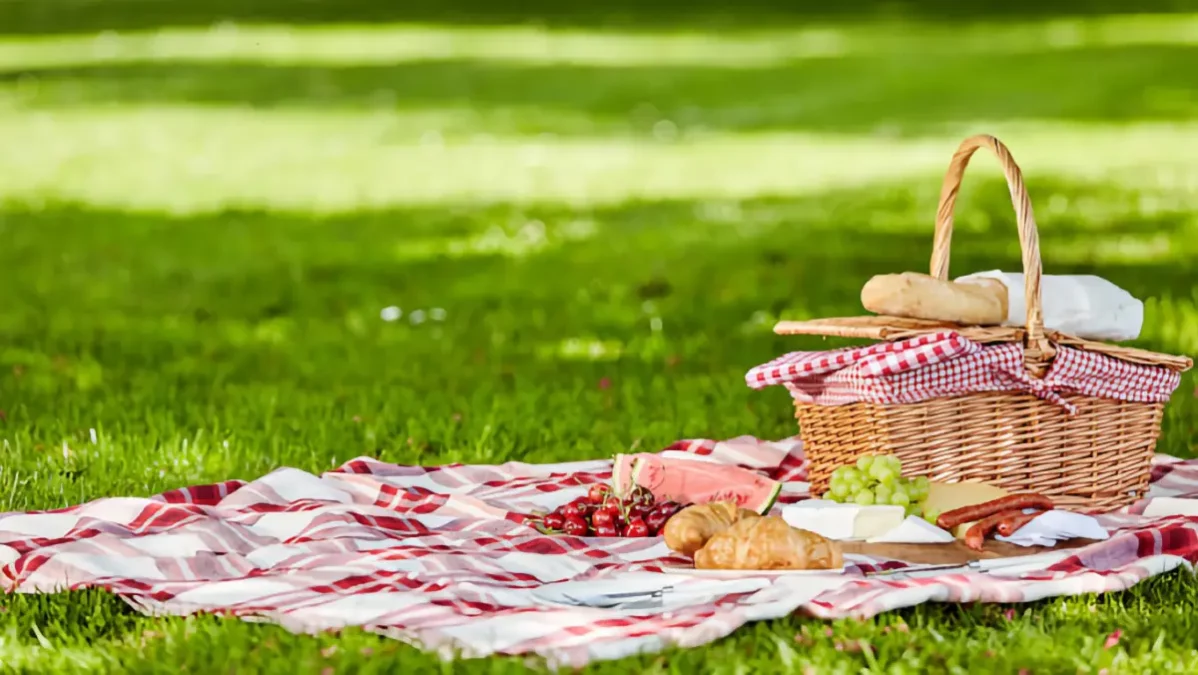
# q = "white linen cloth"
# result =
<box><xmin>956</xmin><ymin>270</ymin><xmax>1143</xmax><ymax>341</ymax></box>
<box><xmin>996</xmin><ymin>510</ymin><xmax>1111</xmax><ymax>547</ymax></box>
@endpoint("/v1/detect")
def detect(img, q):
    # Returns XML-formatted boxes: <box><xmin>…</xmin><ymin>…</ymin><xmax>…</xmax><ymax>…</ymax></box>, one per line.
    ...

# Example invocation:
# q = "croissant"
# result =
<box><xmin>663</xmin><ymin>502</ymin><xmax>760</xmax><ymax>556</ymax></box>
<box><xmin>694</xmin><ymin>515</ymin><xmax>843</xmax><ymax>571</ymax></box>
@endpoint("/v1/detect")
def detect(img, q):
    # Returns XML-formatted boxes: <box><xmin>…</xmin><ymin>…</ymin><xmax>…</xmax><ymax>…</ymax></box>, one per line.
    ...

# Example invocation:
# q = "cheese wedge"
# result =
<box><xmin>781</xmin><ymin>501</ymin><xmax>905</xmax><ymax>541</ymax></box>
<box><xmin>923</xmin><ymin>481</ymin><xmax>1010</xmax><ymax>539</ymax></box>
<box><xmin>865</xmin><ymin>516</ymin><xmax>955</xmax><ymax>544</ymax></box>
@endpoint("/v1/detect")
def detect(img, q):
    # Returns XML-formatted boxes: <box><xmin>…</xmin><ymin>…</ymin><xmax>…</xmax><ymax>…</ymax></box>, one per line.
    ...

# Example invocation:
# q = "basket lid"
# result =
<box><xmin>774</xmin><ymin>316</ymin><xmax>1192</xmax><ymax>373</ymax></box>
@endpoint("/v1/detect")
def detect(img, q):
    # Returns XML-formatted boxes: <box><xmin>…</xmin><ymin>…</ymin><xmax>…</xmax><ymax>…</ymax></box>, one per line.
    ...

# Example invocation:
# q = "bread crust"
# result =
<box><xmin>861</xmin><ymin>272</ymin><xmax>1008</xmax><ymax>325</ymax></box>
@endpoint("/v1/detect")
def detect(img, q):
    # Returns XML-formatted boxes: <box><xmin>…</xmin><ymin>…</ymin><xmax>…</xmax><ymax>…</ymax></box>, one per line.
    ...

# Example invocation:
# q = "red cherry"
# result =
<box><xmin>563</xmin><ymin>517</ymin><xmax>589</xmax><ymax>537</ymax></box>
<box><xmin>645</xmin><ymin>511</ymin><xmax>668</xmax><ymax>534</ymax></box>
<box><xmin>544</xmin><ymin>513</ymin><xmax>564</xmax><ymax>530</ymax></box>
<box><xmin>602</xmin><ymin>499</ymin><xmax>622</xmax><ymax>516</ymax></box>
<box><xmin>588</xmin><ymin>484</ymin><xmax>611</xmax><ymax>504</ymax></box>
<box><xmin>654</xmin><ymin>508</ymin><xmax>679</xmax><ymax>523</ymax></box>
<box><xmin>592</xmin><ymin>509</ymin><xmax>615</xmax><ymax>528</ymax></box>
<box><xmin>635</xmin><ymin>503</ymin><xmax>657</xmax><ymax>520</ymax></box>
<box><xmin>562</xmin><ymin>503</ymin><xmax>582</xmax><ymax>520</ymax></box>
<box><xmin>625</xmin><ymin>518</ymin><xmax>650</xmax><ymax>537</ymax></box>
<box><xmin>655</xmin><ymin>500</ymin><xmax>680</xmax><ymax>515</ymax></box>
<box><xmin>624</xmin><ymin>488</ymin><xmax>652</xmax><ymax>510</ymax></box>
<box><xmin>594</xmin><ymin>524</ymin><xmax>618</xmax><ymax>537</ymax></box>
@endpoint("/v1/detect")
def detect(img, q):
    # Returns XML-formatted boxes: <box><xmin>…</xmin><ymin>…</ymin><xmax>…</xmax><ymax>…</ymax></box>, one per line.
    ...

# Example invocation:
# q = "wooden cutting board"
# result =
<box><xmin>842</xmin><ymin>538</ymin><xmax>1094</xmax><ymax>566</ymax></box>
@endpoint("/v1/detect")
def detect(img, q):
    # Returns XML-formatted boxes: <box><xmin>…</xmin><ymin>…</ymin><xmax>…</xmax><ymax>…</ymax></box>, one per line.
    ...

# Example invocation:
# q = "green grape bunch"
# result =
<box><xmin>824</xmin><ymin>454</ymin><xmax>932</xmax><ymax>519</ymax></box>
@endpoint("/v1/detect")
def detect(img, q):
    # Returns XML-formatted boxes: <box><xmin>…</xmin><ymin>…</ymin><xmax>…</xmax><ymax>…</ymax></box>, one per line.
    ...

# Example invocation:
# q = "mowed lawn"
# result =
<box><xmin>2</xmin><ymin>6</ymin><xmax>1198</xmax><ymax>673</ymax></box>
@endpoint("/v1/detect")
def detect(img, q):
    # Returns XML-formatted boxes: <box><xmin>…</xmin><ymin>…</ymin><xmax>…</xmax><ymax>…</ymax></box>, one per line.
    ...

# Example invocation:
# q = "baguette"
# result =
<box><xmin>861</xmin><ymin>272</ymin><xmax>1008</xmax><ymax>325</ymax></box>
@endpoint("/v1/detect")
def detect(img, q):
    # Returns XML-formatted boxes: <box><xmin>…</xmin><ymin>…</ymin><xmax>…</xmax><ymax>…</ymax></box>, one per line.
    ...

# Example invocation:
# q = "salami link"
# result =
<box><xmin>936</xmin><ymin>494</ymin><xmax>1054</xmax><ymax>530</ymax></box>
<box><xmin>996</xmin><ymin>510</ymin><xmax>1045</xmax><ymax>537</ymax></box>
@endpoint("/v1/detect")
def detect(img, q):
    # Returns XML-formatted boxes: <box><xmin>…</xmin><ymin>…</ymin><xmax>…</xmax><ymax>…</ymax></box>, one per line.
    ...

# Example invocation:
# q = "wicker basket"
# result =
<box><xmin>775</xmin><ymin>135</ymin><xmax>1192</xmax><ymax>513</ymax></box>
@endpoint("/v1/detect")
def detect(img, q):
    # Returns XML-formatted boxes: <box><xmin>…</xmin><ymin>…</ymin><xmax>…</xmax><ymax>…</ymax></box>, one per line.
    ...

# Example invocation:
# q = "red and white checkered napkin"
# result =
<box><xmin>746</xmin><ymin>332</ymin><xmax>1182</xmax><ymax>413</ymax></box>
<box><xmin>3</xmin><ymin>437</ymin><xmax>1197</xmax><ymax>667</ymax></box>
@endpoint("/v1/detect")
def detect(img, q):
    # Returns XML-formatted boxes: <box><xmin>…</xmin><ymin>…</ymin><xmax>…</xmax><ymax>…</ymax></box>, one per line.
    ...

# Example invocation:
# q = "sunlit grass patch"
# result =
<box><xmin>394</xmin><ymin>217</ymin><xmax>598</xmax><ymax>261</ymax></box>
<box><xmin>0</xmin><ymin>106</ymin><xmax>1197</xmax><ymax>212</ymax></box>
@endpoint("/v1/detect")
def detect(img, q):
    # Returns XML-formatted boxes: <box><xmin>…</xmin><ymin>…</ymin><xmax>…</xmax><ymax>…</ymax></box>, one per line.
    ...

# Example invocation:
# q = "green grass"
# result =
<box><xmin>2</xmin><ymin>7</ymin><xmax>1198</xmax><ymax>673</ymax></box>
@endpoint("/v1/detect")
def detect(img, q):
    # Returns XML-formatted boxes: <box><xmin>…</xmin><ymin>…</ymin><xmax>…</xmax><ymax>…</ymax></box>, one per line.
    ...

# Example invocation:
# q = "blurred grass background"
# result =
<box><xmin>1</xmin><ymin>0</ymin><xmax>1198</xmax><ymax>672</ymax></box>
<box><xmin>5</xmin><ymin>0</ymin><xmax>1198</xmax><ymax>31</ymax></box>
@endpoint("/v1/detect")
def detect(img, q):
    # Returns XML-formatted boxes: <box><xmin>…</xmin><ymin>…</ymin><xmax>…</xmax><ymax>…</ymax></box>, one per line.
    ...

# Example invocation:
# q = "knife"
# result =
<box><xmin>559</xmin><ymin>578</ymin><xmax>771</xmax><ymax>608</ymax></box>
<box><xmin>865</xmin><ymin>550</ymin><xmax>1071</xmax><ymax>577</ymax></box>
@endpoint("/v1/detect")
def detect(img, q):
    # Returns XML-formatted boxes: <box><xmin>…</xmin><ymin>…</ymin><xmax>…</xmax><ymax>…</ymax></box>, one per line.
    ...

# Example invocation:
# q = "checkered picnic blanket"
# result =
<box><xmin>746</xmin><ymin>332</ymin><xmax>1182</xmax><ymax>414</ymax></box>
<box><xmin>3</xmin><ymin>436</ymin><xmax>1197</xmax><ymax>667</ymax></box>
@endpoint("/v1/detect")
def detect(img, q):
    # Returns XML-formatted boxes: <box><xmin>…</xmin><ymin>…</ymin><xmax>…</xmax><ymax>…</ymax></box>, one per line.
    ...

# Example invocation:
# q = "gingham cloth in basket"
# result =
<box><xmin>3</xmin><ymin>437</ymin><xmax>1197</xmax><ymax>666</ymax></box>
<box><xmin>746</xmin><ymin>332</ymin><xmax>1182</xmax><ymax>414</ymax></box>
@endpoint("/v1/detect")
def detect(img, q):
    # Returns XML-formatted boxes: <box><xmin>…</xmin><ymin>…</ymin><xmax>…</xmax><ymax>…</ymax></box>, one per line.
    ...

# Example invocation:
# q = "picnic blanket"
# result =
<box><xmin>3</xmin><ymin>436</ymin><xmax>1197</xmax><ymax>667</ymax></box>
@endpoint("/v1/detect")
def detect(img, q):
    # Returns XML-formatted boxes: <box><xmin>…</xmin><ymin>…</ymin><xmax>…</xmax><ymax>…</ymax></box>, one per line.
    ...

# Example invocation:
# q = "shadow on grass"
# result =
<box><xmin>2</xmin><ymin>0</ymin><xmax>1198</xmax><ymax>35</ymax></box>
<box><xmin>1</xmin><ymin>174</ymin><xmax>1192</xmax><ymax>364</ymax></box>
<box><xmin>4</xmin><ymin>45</ymin><xmax>1198</xmax><ymax>134</ymax></box>
<box><xmin>0</xmin><ymin>175</ymin><xmax>1193</xmax><ymax>501</ymax></box>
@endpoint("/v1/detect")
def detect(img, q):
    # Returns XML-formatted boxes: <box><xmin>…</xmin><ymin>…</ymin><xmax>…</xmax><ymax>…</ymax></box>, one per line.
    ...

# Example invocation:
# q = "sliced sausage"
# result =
<box><xmin>937</xmin><ymin>494</ymin><xmax>1054</xmax><ymax>530</ymax></box>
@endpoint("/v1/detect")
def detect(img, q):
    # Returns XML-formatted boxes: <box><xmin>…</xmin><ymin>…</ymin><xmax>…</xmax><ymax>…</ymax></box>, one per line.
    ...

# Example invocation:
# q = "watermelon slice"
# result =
<box><xmin>613</xmin><ymin>454</ymin><xmax>782</xmax><ymax>514</ymax></box>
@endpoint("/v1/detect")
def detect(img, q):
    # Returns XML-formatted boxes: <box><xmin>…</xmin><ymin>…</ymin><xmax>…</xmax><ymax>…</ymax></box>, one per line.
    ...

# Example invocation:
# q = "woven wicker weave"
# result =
<box><xmin>780</xmin><ymin>135</ymin><xmax>1192</xmax><ymax>513</ymax></box>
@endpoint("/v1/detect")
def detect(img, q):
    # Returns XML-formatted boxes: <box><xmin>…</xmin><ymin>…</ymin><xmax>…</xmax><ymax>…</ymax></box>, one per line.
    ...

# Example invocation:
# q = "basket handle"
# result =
<box><xmin>930</xmin><ymin>134</ymin><xmax>1054</xmax><ymax>368</ymax></box>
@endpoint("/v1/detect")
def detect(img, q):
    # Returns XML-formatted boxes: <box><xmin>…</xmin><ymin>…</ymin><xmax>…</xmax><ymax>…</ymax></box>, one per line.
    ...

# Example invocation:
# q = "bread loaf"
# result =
<box><xmin>861</xmin><ymin>272</ymin><xmax>1008</xmax><ymax>325</ymax></box>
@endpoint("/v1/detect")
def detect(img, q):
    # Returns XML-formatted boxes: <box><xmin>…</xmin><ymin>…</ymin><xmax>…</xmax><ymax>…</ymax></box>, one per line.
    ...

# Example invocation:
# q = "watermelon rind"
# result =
<box><xmin>753</xmin><ymin>480</ymin><xmax>783</xmax><ymax>515</ymax></box>
<box><xmin>611</xmin><ymin>453</ymin><xmax>634</xmax><ymax>496</ymax></box>
<box><xmin>628</xmin><ymin>456</ymin><xmax>648</xmax><ymax>494</ymax></box>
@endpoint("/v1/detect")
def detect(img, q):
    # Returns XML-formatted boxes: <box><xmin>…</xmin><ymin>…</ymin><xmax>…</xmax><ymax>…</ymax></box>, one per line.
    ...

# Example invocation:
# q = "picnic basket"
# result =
<box><xmin>773</xmin><ymin>134</ymin><xmax>1192</xmax><ymax>512</ymax></box>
